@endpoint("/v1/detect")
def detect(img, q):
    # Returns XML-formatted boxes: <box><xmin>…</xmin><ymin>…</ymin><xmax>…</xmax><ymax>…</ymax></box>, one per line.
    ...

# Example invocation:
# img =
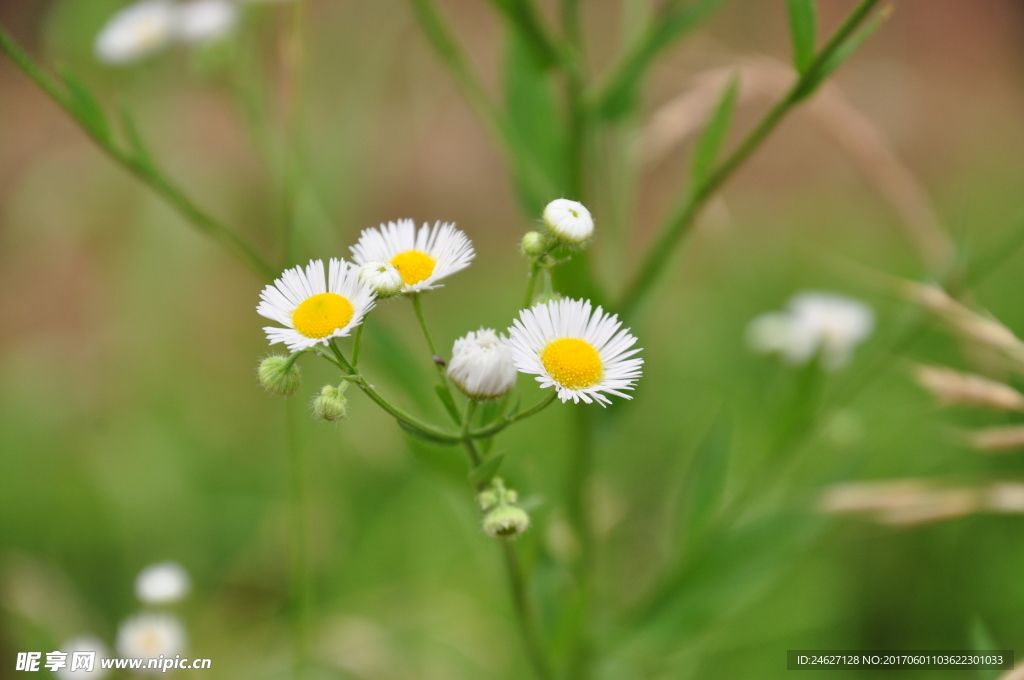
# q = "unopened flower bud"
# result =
<box><xmin>447</xmin><ymin>329</ymin><xmax>517</xmax><ymax>399</ymax></box>
<box><xmin>258</xmin><ymin>355</ymin><xmax>301</xmax><ymax>397</ymax></box>
<box><xmin>478</xmin><ymin>489</ymin><xmax>500</xmax><ymax>512</ymax></box>
<box><xmin>312</xmin><ymin>383</ymin><xmax>348</xmax><ymax>422</ymax></box>
<box><xmin>542</xmin><ymin>198</ymin><xmax>593</xmax><ymax>246</ymax></box>
<box><xmin>358</xmin><ymin>261</ymin><xmax>404</xmax><ymax>298</ymax></box>
<box><xmin>483</xmin><ymin>505</ymin><xmax>530</xmax><ymax>539</ymax></box>
<box><xmin>520</xmin><ymin>231</ymin><xmax>547</xmax><ymax>257</ymax></box>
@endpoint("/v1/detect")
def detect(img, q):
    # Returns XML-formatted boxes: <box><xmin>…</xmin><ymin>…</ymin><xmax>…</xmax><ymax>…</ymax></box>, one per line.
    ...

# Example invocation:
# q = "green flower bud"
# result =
<box><xmin>483</xmin><ymin>505</ymin><xmax>530</xmax><ymax>539</ymax></box>
<box><xmin>520</xmin><ymin>231</ymin><xmax>548</xmax><ymax>257</ymax></box>
<box><xmin>478</xmin><ymin>489</ymin><xmax>500</xmax><ymax>512</ymax></box>
<box><xmin>312</xmin><ymin>383</ymin><xmax>348</xmax><ymax>422</ymax></box>
<box><xmin>258</xmin><ymin>355</ymin><xmax>301</xmax><ymax>397</ymax></box>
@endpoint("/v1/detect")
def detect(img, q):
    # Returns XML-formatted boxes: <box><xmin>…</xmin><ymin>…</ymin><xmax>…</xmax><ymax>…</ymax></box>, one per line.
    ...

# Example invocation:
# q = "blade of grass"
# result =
<box><xmin>619</xmin><ymin>0</ymin><xmax>890</xmax><ymax>316</ymax></box>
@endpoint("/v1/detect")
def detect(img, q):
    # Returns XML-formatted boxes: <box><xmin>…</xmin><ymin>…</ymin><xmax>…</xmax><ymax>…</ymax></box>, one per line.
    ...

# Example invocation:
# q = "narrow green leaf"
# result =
<box><xmin>797</xmin><ymin>4</ymin><xmax>892</xmax><ymax>100</ymax></box>
<box><xmin>469</xmin><ymin>451</ymin><xmax>506</xmax><ymax>485</ymax></box>
<box><xmin>786</xmin><ymin>0</ymin><xmax>817</xmax><ymax>73</ymax></box>
<box><xmin>476</xmin><ymin>394</ymin><xmax>507</xmax><ymax>425</ymax></box>
<box><xmin>681</xmin><ymin>415</ymin><xmax>731</xmax><ymax>551</ymax></box>
<box><xmin>484</xmin><ymin>0</ymin><xmax>557</xmax><ymax>68</ymax></box>
<box><xmin>120</xmin><ymin>108</ymin><xmax>156</xmax><ymax>171</ymax></box>
<box><xmin>970</xmin><ymin>618</ymin><xmax>1001</xmax><ymax>680</ymax></box>
<box><xmin>597</xmin><ymin>0</ymin><xmax>733</xmax><ymax>120</ymax></box>
<box><xmin>396</xmin><ymin>419</ymin><xmax>458</xmax><ymax>446</ymax></box>
<box><xmin>434</xmin><ymin>384</ymin><xmax>462</xmax><ymax>424</ymax></box>
<box><xmin>691</xmin><ymin>74</ymin><xmax>739</xmax><ymax>187</ymax></box>
<box><xmin>476</xmin><ymin>396</ymin><xmax>507</xmax><ymax>453</ymax></box>
<box><xmin>505</xmin><ymin>394</ymin><xmax>522</xmax><ymax>420</ymax></box>
<box><xmin>503</xmin><ymin>29</ymin><xmax>565</xmax><ymax>213</ymax></box>
<box><xmin>56</xmin><ymin>65</ymin><xmax>110</xmax><ymax>141</ymax></box>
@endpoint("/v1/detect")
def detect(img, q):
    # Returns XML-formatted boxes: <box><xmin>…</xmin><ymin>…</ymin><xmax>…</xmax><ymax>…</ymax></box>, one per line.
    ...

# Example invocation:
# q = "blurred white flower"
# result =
<box><xmin>542</xmin><ymin>198</ymin><xmax>594</xmax><ymax>246</ymax></box>
<box><xmin>747</xmin><ymin>291</ymin><xmax>874</xmax><ymax>370</ymax></box>
<box><xmin>95</xmin><ymin>0</ymin><xmax>177</xmax><ymax>65</ymax></box>
<box><xmin>173</xmin><ymin>0</ymin><xmax>239</xmax><ymax>44</ymax></box>
<box><xmin>56</xmin><ymin>636</ymin><xmax>109</xmax><ymax>679</ymax></box>
<box><xmin>116</xmin><ymin>612</ymin><xmax>187</xmax><ymax>662</ymax></box>
<box><xmin>447</xmin><ymin>329</ymin><xmax>517</xmax><ymax>399</ymax></box>
<box><xmin>95</xmin><ymin>0</ymin><xmax>242</xmax><ymax>66</ymax></box>
<box><xmin>135</xmin><ymin>561</ymin><xmax>190</xmax><ymax>604</ymax></box>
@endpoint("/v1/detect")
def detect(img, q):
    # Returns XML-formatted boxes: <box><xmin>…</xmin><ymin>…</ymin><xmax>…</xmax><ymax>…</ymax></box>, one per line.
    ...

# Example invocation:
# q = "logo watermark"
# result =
<box><xmin>16</xmin><ymin>652</ymin><xmax>211</xmax><ymax>673</ymax></box>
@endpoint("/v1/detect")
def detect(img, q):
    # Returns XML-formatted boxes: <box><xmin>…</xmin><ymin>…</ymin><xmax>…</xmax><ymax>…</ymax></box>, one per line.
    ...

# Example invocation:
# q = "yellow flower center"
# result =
<box><xmin>389</xmin><ymin>250</ymin><xmax>437</xmax><ymax>286</ymax></box>
<box><xmin>541</xmin><ymin>338</ymin><xmax>602</xmax><ymax>390</ymax></box>
<box><xmin>292</xmin><ymin>293</ymin><xmax>354</xmax><ymax>339</ymax></box>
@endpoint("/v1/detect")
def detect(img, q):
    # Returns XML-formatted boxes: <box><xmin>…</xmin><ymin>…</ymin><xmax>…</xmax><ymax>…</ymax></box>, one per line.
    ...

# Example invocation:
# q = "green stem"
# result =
<box><xmin>469</xmin><ymin>391</ymin><xmax>558</xmax><ymax>439</ymax></box>
<box><xmin>0</xmin><ymin>26</ymin><xmax>275</xmax><ymax>280</ymax></box>
<box><xmin>411</xmin><ymin>293</ymin><xmax>461</xmax><ymax>408</ymax></box>
<box><xmin>285</xmin><ymin>399</ymin><xmax>312</xmax><ymax>680</ymax></box>
<box><xmin>461</xmin><ymin>400</ymin><xmax>482</xmax><ymax>469</ymax></box>
<box><xmin>562</xmin><ymin>0</ymin><xmax>587</xmax><ymax>199</ymax></box>
<box><xmin>325</xmin><ymin>341</ymin><xmax>460</xmax><ymax>443</ymax></box>
<box><xmin>501</xmin><ymin>542</ymin><xmax>554</xmax><ymax>680</ymax></box>
<box><xmin>523</xmin><ymin>263</ymin><xmax>542</xmax><ymax>309</ymax></box>
<box><xmin>411</xmin><ymin>293</ymin><xmax>442</xmax><ymax>361</ymax></box>
<box><xmin>351</xmin><ymin>325</ymin><xmax>364</xmax><ymax>369</ymax></box>
<box><xmin>459</xmin><ymin>402</ymin><xmax>551</xmax><ymax>680</ymax></box>
<box><xmin>404</xmin><ymin>0</ymin><xmax>557</xmax><ymax>204</ymax></box>
<box><xmin>618</xmin><ymin>0</ymin><xmax>886</xmax><ymax>315</ymax></box>
<box><xmin>564</xmin><ymin>407</ymin><xmax>597</xmax><ymax>680</ymax></box>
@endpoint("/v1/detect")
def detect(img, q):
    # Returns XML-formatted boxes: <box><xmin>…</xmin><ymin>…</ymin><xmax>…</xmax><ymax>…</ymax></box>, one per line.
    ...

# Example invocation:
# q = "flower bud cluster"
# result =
<box><xmin>479</xmin><ymin>478</ymin><xmax>529</xmax><ymax>539</ymax></box>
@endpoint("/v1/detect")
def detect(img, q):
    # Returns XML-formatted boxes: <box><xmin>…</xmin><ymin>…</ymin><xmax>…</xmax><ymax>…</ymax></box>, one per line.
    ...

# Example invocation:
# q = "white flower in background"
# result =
<box><xmin>506</xmin><ymin>298</ymin><xmax>643</xmax><ymax>406</ymax></box>
<box><xmin>95</xmin><ymin>0</ymin><xmax>242</xmax><ymax>66</ymax></box>
<box><xmin>542</xmin><ymin>199</ymin><xmax>593</xmax><ymax>246</ymax></box>
<box><xmin>135</xmin><ymin>561</ymin><xmax>190</xmax><ymax>604</ymax></box>
<box><xmin>447</xmin><ymin>329</ymin><xmax>517</xmax><ymax>399</ymax></box>
<box><xmin>350</xmin><ymin>220</ymin><xmax>475</xmax><ymax>293</ymax></box>
<box><xmin>747</xmin><ymin>291</ymin><xmax>874</xmax><ymax>370</ymax></box>
<box><xmin>56</xmin><ymin>636</ymin><xmax>109</xmax><ymax>679</ymax></box>
<box><xmin>258</xmin><ymin>259</ymin><xmax>376</xmax><ymax>352</ymax></box>
<box><xmin>357</xmin><ymin>261</ymin><xmax>404</xmax><ymax>299</ymax></box>
<box><xmin>173</xmin><ymin>0</ymin><xmax>239</xmax><ymax>44</ymax></box>
<box><xmin>95</xmin><ymin>0</ymin><xmax>177</xmax><ymax>65</ymax></box>
<box><xmin>116</xmin><ymin>613</ymin><xmax>187</xmax><ymax>662</ymax></box>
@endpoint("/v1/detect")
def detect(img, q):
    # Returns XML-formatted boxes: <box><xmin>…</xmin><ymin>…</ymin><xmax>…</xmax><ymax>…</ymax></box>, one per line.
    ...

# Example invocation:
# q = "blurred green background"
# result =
<box><xmin>3</xmin><ymin>0</ymin><xmax>1024</xmax><ymax>678</ymax></box>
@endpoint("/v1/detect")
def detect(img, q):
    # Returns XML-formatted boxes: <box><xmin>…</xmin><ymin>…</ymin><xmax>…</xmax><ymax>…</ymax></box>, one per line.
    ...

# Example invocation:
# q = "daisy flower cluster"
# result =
<box><xmin>254</xmin><ymin>200</ymin><xmax>643</xmax><ymax>537</ymax></box>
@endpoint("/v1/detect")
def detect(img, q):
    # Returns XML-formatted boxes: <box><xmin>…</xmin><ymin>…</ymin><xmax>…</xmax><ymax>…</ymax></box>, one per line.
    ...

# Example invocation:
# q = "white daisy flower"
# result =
<box><xmin>134</xmin><ymin>561</ymin><xmax>190</xmax><ymax>605</ymax></box>
<box><xmin>447</xmin><ymin>329</ymin><xmax>517</xmax><ymax>399</ymax></box>
<box><xmin>542</xmin><ymin>198</ymin><xmax>593</xmax><ymax>246</ymax></box>
<box><xmin>349</xmin><ymin>219</ymin><xmax>475</xmax><ymax>293</ymax></box>
<box><xmin>257</xmin><ymin>258</ymin><xmax>376</xmax><ymax>353</ymax></box>
<box><xmin>173</xmin><ymin>0</ymin><xmax>239</xmax><ymax>44</ymax></box>
<box><xmin>94</xmin><ymin>0</ymin><xmax>177</xmax><ymax>65</ymax></box>
<box><xmin>506</xmin><ymin>298</ymin><xmax>643</xmax><ymax>406</ymax></box>
<box><xmin>116</xmin><ymin>612</ymin><xmax>187</xmax><ymax>662</ymax></box>
<box><xmin>56</xmin><ymin>636</ymin><xmax>109</xmax><ymax>679</ymax></box>
<box><xmin>747</xmin><ymin>291</ymin><xmax>874</xmax><ymax>370</ymax></box>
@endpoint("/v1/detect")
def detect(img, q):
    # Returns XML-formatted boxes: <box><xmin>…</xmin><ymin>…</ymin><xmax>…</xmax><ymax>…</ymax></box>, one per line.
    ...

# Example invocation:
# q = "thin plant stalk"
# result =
<box><xmin>285</xmin><ymin>399</ymin><xmax>312</xmax><ymax>680</ymax></box>
<box><xmin>0</xmin><ymin>26</ymin><xmax>276</xmax><ymax>280</ymax></box>
<box><xmin>619</xmin><ymin>0</ymin><xmax>887</xmax><ymax>314</ymax></box>
<box><xmin>460</xmin><ymin>401</ymin><xmax>552</xmax><ymax>680</ymax></box>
